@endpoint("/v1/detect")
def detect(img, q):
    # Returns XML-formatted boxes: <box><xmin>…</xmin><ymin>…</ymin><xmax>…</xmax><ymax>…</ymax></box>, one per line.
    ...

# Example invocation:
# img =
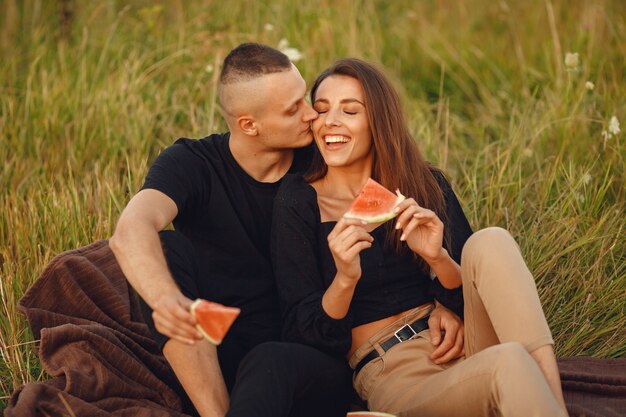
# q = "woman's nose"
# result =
<box><xmin>324</xmin><ymin>109</ymin><xmax>341</xmax><ymax>126</ymax></box>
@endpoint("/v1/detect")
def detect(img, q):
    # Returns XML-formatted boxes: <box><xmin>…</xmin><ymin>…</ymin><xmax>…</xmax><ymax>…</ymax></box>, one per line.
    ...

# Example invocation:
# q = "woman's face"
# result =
<box><xmin>312</xmin><ymin>75</ymin><xmax>373</xmax><ymax>169</ymax></box>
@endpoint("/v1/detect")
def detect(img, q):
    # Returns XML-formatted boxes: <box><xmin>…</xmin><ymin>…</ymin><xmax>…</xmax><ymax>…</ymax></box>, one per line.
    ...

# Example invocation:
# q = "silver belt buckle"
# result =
<box><xmin>394</xmin><ymin>323</ymin><xmax>417</xmax><ymax>343</ymax></box>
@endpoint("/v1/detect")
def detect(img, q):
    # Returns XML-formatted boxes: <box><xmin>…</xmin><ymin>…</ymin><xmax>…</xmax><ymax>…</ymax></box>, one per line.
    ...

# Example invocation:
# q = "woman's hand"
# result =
<box><xmin>394</xmin><ymin>198</ymin><xmax>445</xmax><ymax>263</ymax></box>
<box><xmin>328</xmin><ymin>217</ymin><xmax>374</xmax><ymax>283</ymax></box>
<box><xmin>322</xmin><ymin>218</ymin><xmax>373</xmax><ymax>320</ymax></box>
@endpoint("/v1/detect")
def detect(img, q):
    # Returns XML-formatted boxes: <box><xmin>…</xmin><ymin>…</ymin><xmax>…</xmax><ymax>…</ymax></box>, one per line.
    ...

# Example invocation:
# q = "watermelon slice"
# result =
<box><xmin>190</xmin><ymin>299</ymin><xmax>240</xmax><ymax>345</ymax></box>
<box><xmin>343</xmin><ymin>178</ymin><xmax>405</xmax><ymax>224</ymax></box>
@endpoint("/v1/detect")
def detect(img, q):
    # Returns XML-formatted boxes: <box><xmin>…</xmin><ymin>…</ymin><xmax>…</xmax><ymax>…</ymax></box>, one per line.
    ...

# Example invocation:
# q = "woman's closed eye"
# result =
<box><xmin>314</xmin><ymin>108</ymin><xmax>358</xmax><ymax>115</ymax></box>
<box><xmin>313</xmin><ymin>104</ymin><xmax>328</xmax><ymax>114</ymax></box>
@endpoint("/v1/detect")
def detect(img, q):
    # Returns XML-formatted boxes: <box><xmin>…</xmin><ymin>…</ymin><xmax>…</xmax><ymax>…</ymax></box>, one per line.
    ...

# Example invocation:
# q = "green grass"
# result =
<box><xmin>1</xmin><ymin>0</ymin><xmax>624</xmax><ymax>409</ymax></box>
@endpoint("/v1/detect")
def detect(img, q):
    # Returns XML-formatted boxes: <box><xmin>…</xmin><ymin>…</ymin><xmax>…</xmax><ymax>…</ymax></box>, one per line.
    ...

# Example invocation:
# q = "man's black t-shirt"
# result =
<box><xmin>142</xmin><ymin>132</ymin><xmax>310</xmax><ymax>346</ymax></box>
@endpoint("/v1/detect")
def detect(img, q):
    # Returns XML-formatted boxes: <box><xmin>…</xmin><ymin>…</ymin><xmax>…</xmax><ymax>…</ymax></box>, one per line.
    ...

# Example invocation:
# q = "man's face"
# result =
<box><xmin>255</xmin><ymin>65</ymin><xmax>318</xmax><ymax>150</ymax></box>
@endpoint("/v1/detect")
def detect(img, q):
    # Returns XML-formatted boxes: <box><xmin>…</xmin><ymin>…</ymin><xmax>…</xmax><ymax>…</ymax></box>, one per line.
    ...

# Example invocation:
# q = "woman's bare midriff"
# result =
<box><xmin>347</xmin><ymin>305</ymin><xmax>430</xmax><ymax>359</ymax></box>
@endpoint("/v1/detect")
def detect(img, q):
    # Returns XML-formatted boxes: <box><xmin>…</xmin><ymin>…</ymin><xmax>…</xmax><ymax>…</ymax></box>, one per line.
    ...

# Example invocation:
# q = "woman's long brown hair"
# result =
<box><xmin>305</xmin><ymin>58</ymin><xmax>448</xmax><ymax>269</ymax></box>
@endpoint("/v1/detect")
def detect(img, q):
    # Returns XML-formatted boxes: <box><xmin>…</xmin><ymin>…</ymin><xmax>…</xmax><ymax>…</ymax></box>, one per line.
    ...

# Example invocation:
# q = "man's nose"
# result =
<box><xmin>303</xmin><ymin>103</ymin><xmax>318</xmax><ymax>122</ymax></box>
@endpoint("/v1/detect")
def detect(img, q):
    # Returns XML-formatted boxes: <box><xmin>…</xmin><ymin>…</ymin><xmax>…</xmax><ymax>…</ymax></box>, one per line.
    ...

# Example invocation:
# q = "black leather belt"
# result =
<box><xmin>353</xmin><ymin>315</ymin><xmax>430</xmax><ymax>377</ymax></box>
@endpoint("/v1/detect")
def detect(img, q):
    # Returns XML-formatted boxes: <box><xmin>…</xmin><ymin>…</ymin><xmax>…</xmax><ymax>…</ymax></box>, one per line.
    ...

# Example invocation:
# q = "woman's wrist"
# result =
<box><xmin>426</xmin><ymin>248</ymin><xmax>462</xmax><ymax>289</ymax></box>
<box><xmin>423</xmin><ymin>247</ymin><xmax>450</xmax><ymax>267</ymax></box>
<box><xmin>324</xmin><ymin>272</ymin><xmax>359</xmax><ymax>319</ymax></box>
<box><xmin>334</xmin><ymin>271</ymin><xmax>360</xmax><ymax>289</ymax></box>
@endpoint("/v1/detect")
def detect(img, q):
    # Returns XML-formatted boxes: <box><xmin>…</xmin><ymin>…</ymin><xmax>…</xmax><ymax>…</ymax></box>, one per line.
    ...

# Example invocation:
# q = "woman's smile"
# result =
<box><xmin>323</xmin><ymin>134</ymin><xmax>351</xmax><ymax>149</ymax></box>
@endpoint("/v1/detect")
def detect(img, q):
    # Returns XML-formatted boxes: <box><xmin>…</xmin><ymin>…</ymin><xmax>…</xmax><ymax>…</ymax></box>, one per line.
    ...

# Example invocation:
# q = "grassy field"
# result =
<box><xmin>1</xmin><ymin>0</ymin><xmax>624</xmax><ymax>409</ymax></box>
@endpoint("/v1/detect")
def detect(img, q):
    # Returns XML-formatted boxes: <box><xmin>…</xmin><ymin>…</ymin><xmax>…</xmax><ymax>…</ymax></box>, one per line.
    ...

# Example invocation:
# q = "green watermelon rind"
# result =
<box><xmin>195</xmin><ymin>324</ymin><xmax>220</xmax><ymax>345</ymax></box>
<box><xmin>190</xmin><ymin>299</ymin><xmax>240</xmax><ymax>346</ymax></box>
<box><xmin>191</xmin><ymin>299</ymin><xmax>221</xmax><ymax>344</ymax></box>
<box><xmin>343</xmin><ymin>193</ymin><xmax>406</xmax><ymax>224</ymax></box>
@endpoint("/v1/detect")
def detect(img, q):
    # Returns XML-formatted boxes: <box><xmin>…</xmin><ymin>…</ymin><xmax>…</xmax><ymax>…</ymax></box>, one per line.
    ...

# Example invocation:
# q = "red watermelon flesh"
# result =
<box><xmin>344</xmin><ymin>178</ymin><xmax>405</xmax><ymax>224</ymax></box>
<box><xmin>190</xmin><ymin>299</ymin><xmax>240</xmax><ymax>345</ymax></box>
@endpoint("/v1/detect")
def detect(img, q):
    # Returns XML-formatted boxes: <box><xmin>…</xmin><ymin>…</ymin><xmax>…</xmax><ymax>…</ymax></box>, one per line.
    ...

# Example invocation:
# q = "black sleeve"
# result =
<box><xmin>141</xmin><ymin>139</ymin><xmax>210</xmax><ymax>225</ymax></box>
<box><xmin>271</xmin><ymin>176</ymin><xmax>353</xmax><ymax>356</ymax></box>
<box><xmin>429</xmin><ymin>170</ymin><xmax>474</xmax><ymax>318</ymax></box>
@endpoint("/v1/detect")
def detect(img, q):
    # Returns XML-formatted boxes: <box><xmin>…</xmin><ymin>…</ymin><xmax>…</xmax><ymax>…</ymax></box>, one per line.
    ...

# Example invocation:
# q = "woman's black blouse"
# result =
<box><xmin>271</xmin><ymin>172</ymin><xmax>473</xmax><ymax>356</ymax></box>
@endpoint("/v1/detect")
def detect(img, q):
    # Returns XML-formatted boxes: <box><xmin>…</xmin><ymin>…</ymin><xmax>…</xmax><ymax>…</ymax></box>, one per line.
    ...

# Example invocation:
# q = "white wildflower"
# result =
<box><xmin>608</xmin><ymin>116</ymin><xmax>621</xmax><ymax>136</ymax></box>
<box><xmin>277</xmin><ymin>39</ymin><xmax>303</xmax><ymax>62</ymax></box>
<box><xmin>278</xmin><ymin>38</ymin><xmax>289</xmax><ymax>50</ymax></box>
<box><xmin>204</xmin><ymin>64</ymin><xmax>214</xmax><ymax>74</ymax></box>
<box><xmin>575</xmin><ymin>192</ymin><xmax>585</xmax><ymax>203</ymax></box>
<box><xmin>585</xmin><ymin>81</ymin><xmax>594</xmax><ymax>91</ymax></box>
<box><xmin>581</xmin><ymin>172</ymin><xmax>592</xmax><ymax>185</ymax></box>
<box><xmin>264</xmin><ymin>23</ymin><xmax>275</xmax><ymax>32</ymax></box>
<box><xmin>601</xmin><ymin>115</ymin><xmax>621</xmax><ymax>140</ymax></box>
<box><xmin>564</xmin><ymin>52</ymin><xmax>579</xmax><ymax>70</ymax></box>
<box><xmin>282</xmin><ymin>47</ymin><xmax>303</xmax><ymax>62</ymax></box>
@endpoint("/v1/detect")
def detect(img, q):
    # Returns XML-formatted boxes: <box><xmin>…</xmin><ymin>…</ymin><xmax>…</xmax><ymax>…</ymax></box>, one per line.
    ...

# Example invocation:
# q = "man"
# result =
<box><xmin>110</xmin><ymin>43</ymin><xmax>463</xmax><ymax>417</ymax></box>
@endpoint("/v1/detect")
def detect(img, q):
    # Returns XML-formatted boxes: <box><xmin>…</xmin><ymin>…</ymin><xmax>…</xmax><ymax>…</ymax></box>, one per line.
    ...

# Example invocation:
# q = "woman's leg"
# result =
<box><xmin>351</xmin><ymin>308</ymin><xmax>565</xmax><ymax>417</ymax></box>
<box><xmin>362</xmin><ymin>338</ymin><xmax>565</xmax><ymax>417</ymax></box>
<box><xmin>460</xmin><ymin>227</ymin><xmax>566</xmax><ymax>411</ymax></box>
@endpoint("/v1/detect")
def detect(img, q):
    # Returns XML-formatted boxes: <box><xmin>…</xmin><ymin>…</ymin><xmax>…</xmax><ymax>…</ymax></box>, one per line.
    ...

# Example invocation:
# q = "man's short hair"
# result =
<box><xmin>220</xmin><ymin>43</ymin><xmax>292</xmax><ymax>85</ymax></box>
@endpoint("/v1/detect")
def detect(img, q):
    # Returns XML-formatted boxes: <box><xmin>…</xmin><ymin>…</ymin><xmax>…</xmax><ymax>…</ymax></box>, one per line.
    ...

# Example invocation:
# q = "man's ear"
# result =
<box><xmin>237</xmin><ymin>115</ymin><xmax>258</xmax><ymax>136</ymax></box>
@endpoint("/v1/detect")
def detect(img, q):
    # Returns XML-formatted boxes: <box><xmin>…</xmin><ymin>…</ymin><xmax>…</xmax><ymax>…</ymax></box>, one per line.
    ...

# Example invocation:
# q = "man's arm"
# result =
<box><xmin>109</xmin><ymin>189</ymin><xmax>201</xmax><ymax>344</ymax></box>
<box><xmin>110</xmin><ymin>189</ymin><xmax>229</xmax><ymax>417</ymax></box>
<box><xmin>428</xmin><ymin>302</ymin><xmax>465</xmax><ymax>365</ymax></box>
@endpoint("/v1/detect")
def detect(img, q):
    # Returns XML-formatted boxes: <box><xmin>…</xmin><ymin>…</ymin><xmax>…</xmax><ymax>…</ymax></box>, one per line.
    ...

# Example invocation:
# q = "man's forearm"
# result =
<box><xmin>110</xmin><ymin>220</ymin><xmax>179</xmax><ymax>307</ymax></box>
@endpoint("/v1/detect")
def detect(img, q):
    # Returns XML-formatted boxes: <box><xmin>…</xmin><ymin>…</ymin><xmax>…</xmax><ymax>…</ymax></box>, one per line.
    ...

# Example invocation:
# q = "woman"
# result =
<box><xmin>271</xmin><ymin>58</ymin><xmax>568</xmax><ymax>417</ymax></box>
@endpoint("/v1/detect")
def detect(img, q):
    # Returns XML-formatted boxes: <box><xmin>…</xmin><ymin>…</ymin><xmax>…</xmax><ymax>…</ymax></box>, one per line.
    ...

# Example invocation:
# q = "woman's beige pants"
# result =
<box><xmin>349</xmin><ymin>227</ymin><xmax>566</xmax><ymax>417</ymax></box>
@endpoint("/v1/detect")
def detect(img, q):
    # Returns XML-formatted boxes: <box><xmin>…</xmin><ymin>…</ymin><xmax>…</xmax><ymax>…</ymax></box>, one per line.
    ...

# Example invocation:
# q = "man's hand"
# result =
<box><xmin>428</xmin><ymin>302</ymin><xmax>464</xmax><ymax>365</ymax></box>
<box><xmin>152</xmin><ymin>292</ymin><xmax>203</xmax><ymax>345</ymax></box>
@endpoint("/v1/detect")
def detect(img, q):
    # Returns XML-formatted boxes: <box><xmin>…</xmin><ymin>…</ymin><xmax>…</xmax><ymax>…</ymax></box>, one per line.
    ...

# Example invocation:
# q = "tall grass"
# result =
<box><xmin>1</xmin><ymin>0</ymin><xmax>624</xmax><ymax>409</ymax></box>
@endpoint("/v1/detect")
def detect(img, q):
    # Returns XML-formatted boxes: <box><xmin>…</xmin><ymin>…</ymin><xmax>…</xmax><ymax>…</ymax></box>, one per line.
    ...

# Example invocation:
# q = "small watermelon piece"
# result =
<box><xmin>190</xmin><ymin>299</ymin><xmax>240</xmax><ymax>345</ymax></box>
<box><xmin>344</xmin><ymin>178</ymin><xmax>405</xmax><ymax>224</ymax></box>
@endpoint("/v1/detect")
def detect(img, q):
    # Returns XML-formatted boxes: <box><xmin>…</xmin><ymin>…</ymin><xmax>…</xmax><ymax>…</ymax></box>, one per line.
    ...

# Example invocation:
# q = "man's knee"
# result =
<box><xmin>240</xmin><ymin>342</ymin><xmax>349</xmax><ymax>381</ymax></box>
<box><xmin>243</xmin><ymin>342</ymin><xmax>331</xmax><ymax>368</ymax></box>
<box><xmin>242</xmin><ymin>341</ymin><xmax>286</xmax><ymax>363</ymax></box>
